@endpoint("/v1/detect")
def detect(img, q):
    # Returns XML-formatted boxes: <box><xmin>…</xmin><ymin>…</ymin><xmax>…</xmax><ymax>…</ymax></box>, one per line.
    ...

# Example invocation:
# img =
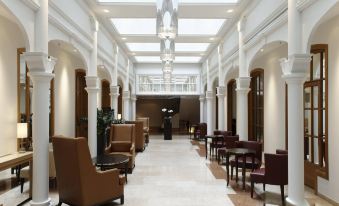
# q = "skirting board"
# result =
<box><xmin>318</xmin><ymin>193</ymin><xmax>339</xmax><ymax>206</ymax></box>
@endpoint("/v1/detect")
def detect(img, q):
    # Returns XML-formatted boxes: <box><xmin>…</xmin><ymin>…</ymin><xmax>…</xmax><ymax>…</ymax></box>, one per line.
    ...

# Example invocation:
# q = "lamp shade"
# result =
<box><xmin>17</xmin><ymin>123</ymin><xmax>28</xmax><ymax>139</ymax></box>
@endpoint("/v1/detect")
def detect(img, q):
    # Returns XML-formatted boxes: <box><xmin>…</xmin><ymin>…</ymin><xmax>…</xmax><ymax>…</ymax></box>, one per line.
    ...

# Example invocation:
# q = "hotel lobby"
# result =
<box><xmin>0</xmin><ymin>0</ymin><xmax>339</xmax><ymax>205</ymax></box>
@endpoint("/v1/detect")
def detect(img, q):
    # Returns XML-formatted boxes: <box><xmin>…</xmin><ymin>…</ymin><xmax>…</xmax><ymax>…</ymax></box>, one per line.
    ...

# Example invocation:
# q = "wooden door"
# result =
<box><xmin>101</xmin><ymin>80</ymin><xmax>111</xmax><ymax>109</ymax></box>
<box><xmin>227</xmin><ymin>80</ymin><xmax>237</xmax><ymax>135</ymax></box>
<box><xmin>75</xmin><ymin>69</ymin><xmax>88</xmax><ymax>138</ymax></box>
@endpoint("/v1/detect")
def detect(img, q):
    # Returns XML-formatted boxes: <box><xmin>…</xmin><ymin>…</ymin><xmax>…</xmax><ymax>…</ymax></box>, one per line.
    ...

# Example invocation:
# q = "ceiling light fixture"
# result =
<box><xmin>156</xmin><ymin>0</ymin><xmax>178</xmax><ymax>39</ymax></box>
<box><xmin>160</xmin><ymin>39</ymin><xmax>175</xmax><ymax>61</ymax></box>
<box><xmin>121</xmin><ymin>37</ymin><xmax>127</xmax><ymax>40</ymax></box>
<box><xmin>209</xmin><ymin>37</ymin><xmax>215</xmax><ymax>41</ymax></box>
<box><xmin>227</xmin><ymin>9</ymin><xmax>234</xmax><ymax>13</ymax></box>
<box><xmin>103</xmin><ymin>9</ymin><xmax>110</xmax><ymax>13</ymax></box>
<box><xmin>260</xmin><ymin>48</ymin><xmax>264</xmax><ymax>52</ymax></box>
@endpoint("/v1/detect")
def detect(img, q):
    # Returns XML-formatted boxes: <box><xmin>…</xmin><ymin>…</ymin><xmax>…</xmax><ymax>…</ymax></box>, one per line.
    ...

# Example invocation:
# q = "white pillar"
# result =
<box><xmin>199</xmin><ymin>95</ymin><xmax>205</xmax><ymax>123</ymax></box>
<box><xmin>236</xmin><ymin>77</ymin><xmax>250</xmax><ymax>140</ymax></box>
<box><xmin>281</xmin><ymin>55</ymin><xmax>311</xmax><ymax>206</ymax></box>
<box><xmin>86</xmin><ymin>16</ymin><xmax>99</xmax><ymax>157</ymax></box>
<box><xmin>123</xmin><ymin>91</ymin><xmax>130</xmax><ymax>120</ymax></box>
<box><xmin>24</xmin><ymin>53</ymin><xmax>56</xmax><ymax>206</ymax></box>
<box><xmin>34</xmin><ymin>0</ymin><xmax>48</xmax><ymax>53</ymax></box>
<box><xmin>206</xmin><ymin>91</ymin><xmax>214</xmax><ymax>135</ymax></box>
<box><xmin>86</xmin><ymin>77</ymin><xmax>99</xmax><ymax>157</ymax></box>
<box><xmin>236</xmin><ymin>18</ymin><xmax>251</xmax><ymax>141</ymax></box>
<box><xmin>131</xmin><ymin>94</ymin><xmax>137</xmax><ymax>121</ymax></box>
<box><xmin>110</xmin><ymin>86</ymin><xmax>119</xmax><ymax>117</ymax></box>
<box><xmin>217</xmin><ymin>86</ymin><xmax>226</xmax><ymax>131</ymax></box>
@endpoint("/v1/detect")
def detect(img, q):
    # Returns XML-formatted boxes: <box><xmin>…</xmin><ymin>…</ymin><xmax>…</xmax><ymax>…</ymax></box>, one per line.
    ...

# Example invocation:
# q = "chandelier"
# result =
<box><xmin>160</xmin><ymin>39</ymin><xmax>175</xmax><ymax>61</ymax></box>
<box><xmin>162</xmin><ymin>61</ymin><xmax>173</xmax><ymax>73</ymax></box>
<box><xmin>156</xmin><ymin>0</ymin><xmax>178</xmax><ymax>39</ymax></box>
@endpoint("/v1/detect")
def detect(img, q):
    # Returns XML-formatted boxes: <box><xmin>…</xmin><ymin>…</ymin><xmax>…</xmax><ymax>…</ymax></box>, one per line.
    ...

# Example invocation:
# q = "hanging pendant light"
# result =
<box><xmin>156</xmin><ymin>0</ymin><xmax>178</xmax><ymax>39</ymax></box>
<box><xmin>162</xmin><ymin>60</ymin><xmax>173</xmax><ymax>73</ymax></box>
<box><xmin>160</xmin><ymin>38</ymin><xmax>175</xmax><ymax>62</ymax></box>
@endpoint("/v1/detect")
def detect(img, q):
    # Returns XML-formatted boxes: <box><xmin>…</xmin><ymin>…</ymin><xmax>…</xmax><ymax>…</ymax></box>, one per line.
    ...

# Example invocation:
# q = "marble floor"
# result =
<box><xmin>0</xmin><ymin>135</ymin><xmax>334</xmax><ymax>206</ymax></box>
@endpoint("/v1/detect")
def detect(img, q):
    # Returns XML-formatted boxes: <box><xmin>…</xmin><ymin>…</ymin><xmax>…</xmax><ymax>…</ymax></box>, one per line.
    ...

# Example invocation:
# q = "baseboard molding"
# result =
<box><xmin>317</xmin><ymin>192</ymin><xmax>339</xmax><ymax>205</ymax></box>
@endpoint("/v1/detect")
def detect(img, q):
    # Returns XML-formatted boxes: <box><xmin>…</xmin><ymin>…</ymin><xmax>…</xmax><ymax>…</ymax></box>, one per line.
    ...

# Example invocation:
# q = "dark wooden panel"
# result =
<box><xmin>75</xmin><ymin>69</ymin><xmax>88</xmax><ymax>138</ymax></box>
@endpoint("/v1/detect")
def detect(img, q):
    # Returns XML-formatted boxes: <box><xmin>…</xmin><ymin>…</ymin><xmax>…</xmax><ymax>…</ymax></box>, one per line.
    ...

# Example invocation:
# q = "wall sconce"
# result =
<box><xmin>117</xmin><ymin>114</ymin><xmax>122</xmax><ymax>120</ymax></box>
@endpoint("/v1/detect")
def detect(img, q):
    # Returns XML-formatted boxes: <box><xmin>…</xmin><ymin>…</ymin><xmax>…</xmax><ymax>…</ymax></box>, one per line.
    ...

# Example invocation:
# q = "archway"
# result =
<box><xmin>48</xmin><ymin>40</ymin><xmax>88</xmax><ymax>137</ymax></box>
<box><xmin>212</xmin><ymin>77</ymin><xmax>219</xmax><ymax>130</ymax></box>
<box><xmin>227</xmin><ymin>79</ymin><xmax>237</xmax><ymax>135</ymax></box>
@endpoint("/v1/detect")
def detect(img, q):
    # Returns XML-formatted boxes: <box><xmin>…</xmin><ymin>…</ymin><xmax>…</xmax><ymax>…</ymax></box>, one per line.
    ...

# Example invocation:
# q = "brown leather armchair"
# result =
<box><xmin>52</xmin><ymin>136</ymin><xmax>125</xmax><ymax>206</ymax></box>
<box><xmin>230</xmin><ymin>141</ymin><xmax>263</xmax><ymax>180</ymax></box>
<box><xmin>126</xmin><ymin>121</ymin><xmax>145</xmax><ymax>152</ymax></box>
<box><xmin>137</xmin><ymin>117</ymin><xmax>150</xmax><ymax>145</ymax></box>
<box><xmin>105</xmin><ymin>124</ymin><xmax>136</xmax><ymax>171</ymax></box>
<box><xmin>250</xmin><ymin>150</ymin><xmax>288</xmax><ymax>205</ymax></box>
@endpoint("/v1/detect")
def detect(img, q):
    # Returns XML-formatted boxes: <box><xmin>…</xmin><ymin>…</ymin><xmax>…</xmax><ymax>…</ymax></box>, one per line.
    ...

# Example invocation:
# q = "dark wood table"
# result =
<box><xmin>225</xmin><ymin>148</ymin><xmax>256</xmax><ymax>190</ymax></box>
<box><xmin>93</xmin><ymin>154</ymin><xmax>129</xmax><ymax>183</ymax></box>
<box><xmin>204</xmin><ymin>135</ymin><xmax>224</xmax><ymax>159</ymax></box>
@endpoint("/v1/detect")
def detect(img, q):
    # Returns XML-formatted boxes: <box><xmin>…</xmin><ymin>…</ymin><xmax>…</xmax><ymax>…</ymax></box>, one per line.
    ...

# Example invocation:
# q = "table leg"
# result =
<box><xmin>252</xmin><ymin>155</ymin><xmax>255</xmax><ymax>172</ymax></box>
<box><xmin>242</xmin><ymin>154</ymin><xmax>246</xmax><ymax>190</ymax></box>
<box><xmin>205</xmin><ymin>137</ymin><xmax>207</xmax><ymax>159</ymax></box>
<box><xmin>235</xmin><ymin>155</ymin><xmax>238</xmax><ymax>183</ymax></box>
<box><xmin>29</xmin><ymin>160</ymin><xmax>32</xmax><ymax>198</ymax></box>
<box><xmin>226</xmin><ymin>153</ymin><xmax>230</xmax><ymax>186</ymax></box>
<box><xmin>125</xmin><ymin>163</ymin><xmax>128</xmax><ymax>183</ymax></box>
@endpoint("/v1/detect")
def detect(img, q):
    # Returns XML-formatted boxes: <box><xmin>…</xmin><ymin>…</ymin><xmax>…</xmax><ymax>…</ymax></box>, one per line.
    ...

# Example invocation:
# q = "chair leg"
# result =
<box><xmin>251</xmin><ymin>181</ymin><xmax>254</xmax><ymax>198</ymax></box>
<box><xmin>120</xmin><ymin>195</ymin><xmax>124</xmax><ymax>205</ymax></box>
<box><xmin>20</xmin><ymin>178</ymin><xmax>24</xmax><ymax>193</ymax></box>
<box><xmin>57</xmin><ymin>200</ymin><xmax>62</xmax><ymax>206</ymax></box>
<box><xmin>263</xmin><ymin>183</ymin><xmax>265</xmax><ymax>191</ymax></box>
<box><xmin>280</xmin><ymin>185</ymin><xmax>285</xmax><ymax>206</ymax></box>
<box><xmin>231</xmin><ymin>166</ymin><xmax>233</xmax><ymax>179</ymax></box>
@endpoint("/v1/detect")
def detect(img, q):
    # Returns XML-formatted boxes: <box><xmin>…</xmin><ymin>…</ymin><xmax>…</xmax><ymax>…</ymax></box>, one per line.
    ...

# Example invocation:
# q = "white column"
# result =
<box><xmin>236</xmin><ymin>18</ymin><xmax>251</xmax><ymax>140</ymax></box>
<box><xmin>217</xmin><ymin>86</ymin><xmax>226</xmax><ymax>131</ymax></box>
<box><xmin>206</xmin><ymin>91</ymin><xmax>214</xmax><ymax>135</ymax></box>
<box><xmin>24</xmin><ymin>53</ymin><xmax>56</xmax><ymax>206</ymax></box>
<box><xmin>34</xmin><ymin>0</ymin><xmax>48</xmax><ymax>53</ymax></box>
<box><xmin>86</xmin><ymin>16</ymin><xmax>99</xmax><ymax>157</ymax></box>
<box><xmin>236</xmin><ymin>77</ymin><xmax>250</xmax><ymax>140</ymax></box>
<box><xmin>131</xmin><ymin>94</ymin><xmax>137</xmax><ymax>121</ymax></box>
<box><xmin>199</xmin><ymin>95</ymin><xmax>205</xmax><ymax>122</ymax></box>
<box><xmin>281</xmin><ymin>55</ymin><xmax>311</xmax><ymax>206</ymax></box>
<box><xmin>123</xmin><ymin>91</ymin><xmax>130</xmax><ymax>120</ymax></box>
<box><xmin>110</xmin><ymin>86</ymin><xmax>119</xmax><ymax>117</ymax></box>
<box><xmin>86</xmin><ymin>77</ymin><xmax>99</xmax><ymax>157</ymax></box>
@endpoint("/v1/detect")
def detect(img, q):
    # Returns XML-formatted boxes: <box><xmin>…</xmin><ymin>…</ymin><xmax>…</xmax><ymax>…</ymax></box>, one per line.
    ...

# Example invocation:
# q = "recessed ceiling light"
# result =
<box><xmin>131</xmin><ymin>52</ymin><xmax>136</xmax><ymax>55</ymax></box>
<box><xmin>73</xmin><ymin>49</ymin><xmax>77</xmax><ymax>52</ymax></box>
<box><xmin>103</xmin><ymin>9</ymin><xmax>110</xmax><ymax>13</ymax></box>
<box><xmin>209</xmin><ymin>37</ymin><xmax>215</xmax><ymax>41</ymax></box>
<box><xmin>227</xmin><ymin>9</ymin><xmax>234</xmax><ymax>13</ymax></box>
<box><xmin>260</xmin><ymin>48</ymin><xmax>264</xmax><ymax>52</ymax></box>
<box><xmin>121</xmin><ymin>37</ymin><xmax>127</xmax><ymax>40</ymax></box>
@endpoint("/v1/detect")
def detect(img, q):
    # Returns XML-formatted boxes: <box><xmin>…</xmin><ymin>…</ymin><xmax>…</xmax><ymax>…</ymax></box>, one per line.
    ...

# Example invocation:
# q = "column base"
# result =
<box><xmin>286</xmin><ymin>197</ymin><xmax>309</xmax><ymax>206</ymax></box>
<box><xmin>30</xmin><ymin>198</ymin><xmax>51</xmax><ymax>206</ymax></box>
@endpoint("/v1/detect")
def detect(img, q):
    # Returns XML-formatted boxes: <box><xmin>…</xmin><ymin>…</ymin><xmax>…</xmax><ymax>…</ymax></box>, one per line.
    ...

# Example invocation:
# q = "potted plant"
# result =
<box><xmin>97</xmin><ymin>108</ymin><xmax>114</xmax><ymax>156</ymax></box>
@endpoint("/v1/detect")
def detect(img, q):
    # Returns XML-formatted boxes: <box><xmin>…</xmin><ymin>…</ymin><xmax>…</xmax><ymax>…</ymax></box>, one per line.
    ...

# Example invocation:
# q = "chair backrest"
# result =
<box><xmin>199</xmin><ymin>123</ymin><xmax>207</xmax><ymax>137</ymax></box>
<box><xmin>110</xmin><ymin>124</ymin><xmax>135</xmax><ymax>143</ymax></box>
<box><xmin>276</xmin><ymin>149</ymin><xmax>288</xmax><ymax>155</ymax></box>
<box><xmin>52</xmin><ymin>136</ymin><xmax>96</xmax><ymax>203</ymax></box>
<box><xmin>237</xmin><ymin>141</ymin><xmax>263</xmax><ymax>162</ymax></box>
<box><xmin>265</xmin><ymin>153</ymin><xmax>288</xmax><ymax>185</ymax></box>
<box><xmin>125</xmin><ymin>121</ymin><xmax>144</xmax><ymax>149</ymax></box>
<box><xmin>137</xmin><ymin>117</ymin><xmax>149</xmax><ymax>131</ymax></box>
<box><xmin>224</xmin><ymin>135</ymin><xmax>239</xmax><ymax>149</ymax></box>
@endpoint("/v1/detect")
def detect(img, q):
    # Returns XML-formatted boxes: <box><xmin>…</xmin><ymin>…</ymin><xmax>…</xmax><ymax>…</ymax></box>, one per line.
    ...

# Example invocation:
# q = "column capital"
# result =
<box><xmin>280</xmin><ymin>54</ymin><xmax>311</xmax><ymax>76</ymax></box>
<box><xmin>110</xmin><ymin>85</ymin><xmax>120</xmax><ymax>95</ymax></box>
<box><xmin>205</xmin><ymin>91</ymin><xmax>214</xmax><ymax>100</ymax></box>
<box><xmin>122</xmin><ymin>90</ymin><xmax>130</xmax><ymax>100</ymax></box>
<box><xmin>199</xmin><ymin>95</ymin><xmax>205</xmax><ymax>101</ymax></box>
<box><xmin>217</xmin><ymin>86</ymin><xmax>226</xmax><ymax>97</ymax></box>
<box><xmin>237</xmin><ymin>17</ymin><xmax>246</xmax><ymax>32</ymax></box>
<box><xmin>236</xmin><ymin>77</ymin><xmax>251</xmax><ymax>94</ymax></box>
<box><xmin>85</xmin><ymin>76</ymin><xmax>99</xmax><ymax>93</ymax></box>
<box><xmin>130</xmin><ymin>94</ymin><xmax>137</xmax><ymax>101</ymax></box>
<box><xmin>24</xmin><ymin>52</ymin><xmax>57</xmax><ymax>73</ymax></box>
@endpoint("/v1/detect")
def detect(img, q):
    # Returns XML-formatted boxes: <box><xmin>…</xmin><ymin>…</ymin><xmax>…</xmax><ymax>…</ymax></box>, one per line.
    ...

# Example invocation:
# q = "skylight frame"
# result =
<box><xmin>99</xmin><ymin>0</ymin><xmax>238</xmax><ymax>4</ymax></box>
<box><xmin>135</xmin><ymin>56</ymin><xmax>201</xmax><ymax>63</ymax></box>
<box><xmin>126</xmin><ymin>43</ymin><xmax>210</xmax><ymax>52</ymax></box>
<box><xmin>111</xmin><ymin>18</ymin><xmax>226</xmax><ymax>36</ymax></box>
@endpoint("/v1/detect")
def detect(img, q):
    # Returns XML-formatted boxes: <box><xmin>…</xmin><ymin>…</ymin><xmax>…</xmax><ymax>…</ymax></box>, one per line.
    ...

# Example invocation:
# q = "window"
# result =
<box><xmin>248</xmin><ymin>69</ymin><xmax>264</xmax><ymax>143</ymax></box>
<box><xmin>304</xmin><ymin>44</ymin><xmax>328</xmax><ymax>181</ymax></box>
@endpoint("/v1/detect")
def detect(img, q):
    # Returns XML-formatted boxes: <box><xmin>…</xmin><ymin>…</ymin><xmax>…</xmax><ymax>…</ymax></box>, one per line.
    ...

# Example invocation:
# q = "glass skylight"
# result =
<box><xmin>135</xmin><ymin>56</ymin><xmax>201</xmax><ymax>63</ymax></box>
<box><xmin>111</xmin><ymin>18</ymin><xmax>156</xmax><ymax>35</ymax></box>
<box><xmin>126</xmin><ymin>43</ymin><xmax>209</xmax><ymax>52</ymax></box>
<box><xmin>111</xmin><ymin>18</ymin><xmax>225</xmax><ymax>35</ymax></box>
<box><xmin>99</xmin><ymin>0</ymin><xmax>238</xmax><ymax>3</ymax></box>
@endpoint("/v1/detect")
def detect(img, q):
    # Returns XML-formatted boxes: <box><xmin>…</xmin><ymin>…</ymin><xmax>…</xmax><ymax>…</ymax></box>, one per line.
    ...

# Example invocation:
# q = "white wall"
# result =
<box><xmin>49</xmin><ymin>44</ymin><xmax>85</xmax><ymax>137</ymax></box>
<box><xmin>309</xmin><ymin>14</ymin><xmax>339</xmax><ymax>203</ymax></box>
<box><xmin>0</xmin><ymin>16</ymin><xmax>26</xmax><ymax>156</ymax></box>
<box><xmin>250</xmin><ymin>43</ymin><xmax>287</xmax><ymax>154</ymax></box>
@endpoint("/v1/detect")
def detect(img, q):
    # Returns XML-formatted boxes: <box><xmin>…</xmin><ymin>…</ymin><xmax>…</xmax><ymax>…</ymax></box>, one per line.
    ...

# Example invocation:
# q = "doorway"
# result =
<box><xmin>75</xmin><ymin>69</ymin><xmax>88</xmax><ymax>138</ymax></box>
<box><xmin>101</xmin><ymin>79</ymin><xmax>111</xmax><ymax>109</ymax></box>
<box><xmin>227</xmin><ymin>79</ymin><xmax>237</xmax><ymax>135</ymax></box>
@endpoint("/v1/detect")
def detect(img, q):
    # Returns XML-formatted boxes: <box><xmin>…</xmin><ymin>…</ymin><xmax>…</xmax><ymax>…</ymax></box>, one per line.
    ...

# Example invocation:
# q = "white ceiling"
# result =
<box><xmin>86</xmin><ymin>0</ymin><xmax>250</xmax><ymax>63</ymax></box>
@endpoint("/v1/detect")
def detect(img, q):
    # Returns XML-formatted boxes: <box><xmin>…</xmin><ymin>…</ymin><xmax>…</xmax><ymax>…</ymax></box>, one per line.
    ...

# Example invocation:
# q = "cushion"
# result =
<box><xmin>250</xmin><ymin>168</ymin><xmax>265</xmax><ymax>183</ymax></box>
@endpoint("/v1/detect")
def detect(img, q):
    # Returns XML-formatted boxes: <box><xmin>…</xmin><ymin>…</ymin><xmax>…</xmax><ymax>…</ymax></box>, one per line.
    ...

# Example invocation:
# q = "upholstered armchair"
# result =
<box><xmin>210</xmin><ymin>131</ymin><xmax>233</xmax><ymax>157</ymax></box>
<box><xmin>217</xmin><ymin>135</ymin><xmax>240</xmax><ymax>164</ymax></box>
<box><xmin>137</xmin><ymin>117</ymin><xmax>150</xmax><ymax>145</ymax></box>
<box><xmin>105</xmin><ymin>124</ymin><xmax>136</xmax><ymax>171</ymax></box>
<box><xmin>250</xmin><ymin>150</ymin><xmax>288</xmax><ymax>205</ymax></box>
<box><xmin>230</xmin><ymin>141</ymin><xmax>263</xmax><ymax>180</ymax></box>
<box><xmin>194</xmin><ymin>123</ymin><xmax>207</xmax><ymax>140</ymax></box>
<box><xmin>52</xmin><ymin>136</ymin><xmax>125</xmax><ymax>206</ymax></box>
<box><xmin>126</xmin><ymin>121</ymin><xmax>145</xmax><ymax>152</ymax></box>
